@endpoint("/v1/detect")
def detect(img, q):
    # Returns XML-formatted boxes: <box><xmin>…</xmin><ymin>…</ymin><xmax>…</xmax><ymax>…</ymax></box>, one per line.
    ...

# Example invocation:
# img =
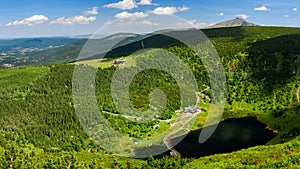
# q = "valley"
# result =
<box><xmin>0</xmin><ymin>26</ymin><xmax>299</xmax><ymax>168</ymax></box>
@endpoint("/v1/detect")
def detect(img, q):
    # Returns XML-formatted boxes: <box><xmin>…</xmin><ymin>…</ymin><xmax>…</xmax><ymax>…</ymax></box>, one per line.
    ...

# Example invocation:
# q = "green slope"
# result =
<box><xmin>0</xmin><ymin>26</ymin><xmax>299</xmax><ymax>168</ymax></box>
<box><xmin>0</xmin><ymin>131</ymin><xmax>298</xmax><ymax>168</ymax></box>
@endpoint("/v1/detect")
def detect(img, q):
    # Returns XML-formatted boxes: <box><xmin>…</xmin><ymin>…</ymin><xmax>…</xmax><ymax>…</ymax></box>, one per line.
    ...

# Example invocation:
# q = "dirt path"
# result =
<box><xmin>102</xmin><ymin>111</ymin><xmax>175</xmax><ymax>122</ymax></box>
<box><xmin>102</xmin><ymin>111</ymin><xmax>140</xmax><ymax>121</ymax></box>
<box><xmin>102</xmin><ymin>91</ymin><xmax>204</xmax><ymax>156</ymax></box>
<box><xmin>163</xmin><ymin>111</ymin><xmax>202</xmax><ymax>156</ymax></box>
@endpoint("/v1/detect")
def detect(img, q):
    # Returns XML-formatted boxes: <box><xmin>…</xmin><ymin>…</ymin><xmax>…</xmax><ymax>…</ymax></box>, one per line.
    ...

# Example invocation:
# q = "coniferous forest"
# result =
<box><xmin>0</xmin><ymin>26</ymin><xmax>299</xmax><ymax>168</ymax></box>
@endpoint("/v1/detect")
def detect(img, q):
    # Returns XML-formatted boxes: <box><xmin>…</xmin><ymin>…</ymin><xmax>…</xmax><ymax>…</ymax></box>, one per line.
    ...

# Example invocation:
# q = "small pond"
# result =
<box><xmin>170</xmin><ymin>116</ymin><xmax>277</xmax><ymax>158</ymax></box>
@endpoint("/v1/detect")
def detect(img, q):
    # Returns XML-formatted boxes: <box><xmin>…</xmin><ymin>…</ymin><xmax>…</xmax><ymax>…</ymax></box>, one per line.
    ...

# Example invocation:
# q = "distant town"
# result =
<box><xmin>0</xmin><ymin>45</ymin><xmax>64</xmax><ymax>67</ymax></box>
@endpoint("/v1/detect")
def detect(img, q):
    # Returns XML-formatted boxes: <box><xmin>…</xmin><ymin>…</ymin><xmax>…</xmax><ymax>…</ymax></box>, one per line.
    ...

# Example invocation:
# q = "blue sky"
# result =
<box><xmin>0</xmin><ymin>0</ymin><xmax>299</xmax><ymax>38</ymax></box>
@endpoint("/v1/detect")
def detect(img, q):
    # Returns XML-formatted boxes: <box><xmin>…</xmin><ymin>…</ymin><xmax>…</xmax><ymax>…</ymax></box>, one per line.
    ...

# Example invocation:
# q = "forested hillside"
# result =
<box><xmin>0</xmin><ymin>26</ymin><xmax>299</xmax><ymax>168</ymax></box>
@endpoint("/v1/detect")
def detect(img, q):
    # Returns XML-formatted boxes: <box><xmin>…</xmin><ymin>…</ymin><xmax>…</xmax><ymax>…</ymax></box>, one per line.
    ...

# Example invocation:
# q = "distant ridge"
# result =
<box><xmin>205</xmin><ymin>18</ymin><xmax>258</xmax><ymax>29</ymax></box>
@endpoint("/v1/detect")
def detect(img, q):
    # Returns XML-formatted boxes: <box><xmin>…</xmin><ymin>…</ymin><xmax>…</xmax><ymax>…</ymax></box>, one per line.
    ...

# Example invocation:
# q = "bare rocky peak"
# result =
<box><xmin>206</xmin><ymin>18</ymin><xmax>258</xmax><ymax>29</ymax></box>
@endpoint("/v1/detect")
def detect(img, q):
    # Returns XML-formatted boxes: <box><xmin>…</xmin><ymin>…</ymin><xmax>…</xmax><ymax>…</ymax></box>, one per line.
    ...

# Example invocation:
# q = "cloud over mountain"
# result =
<box><xmin>115</xmin><ymin>11</ymin><xmax>148</xmax><ymax>19</ymax></box>
<box><xmin>254</xmin><ymin>6</ymin><xmax>270</xmax><ymax>11</ymax></box>
<box><xmin>152</xmin><ymin>6</ymin><xmax>189</xmax><ymax>15</ymax></box>
<box><xmin>50</xmin><ymin>16</ymin><xmax>96</xmax><ymax>25</ymax></box>
<box><xmin>6</xmin><ymin>15</ymin><xmax>48</xmax><ymax>26</ymax></box>
<box><xmin>236</xmin><ymin>14</ymin><xmax>249</xmax><ymax>19</ymax></box>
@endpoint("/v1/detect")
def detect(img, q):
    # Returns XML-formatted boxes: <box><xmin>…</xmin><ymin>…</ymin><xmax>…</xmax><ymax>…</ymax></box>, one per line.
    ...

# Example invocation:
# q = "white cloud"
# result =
<box><xmin>236</xmin><ymin>14</ymin><xmax>249</xmax><ymax>20</ymax></box>
<box><xmin>138</xmin><ymin>0</ymin><xmax>152</xmax><ymax>5</ymax></box>
<box><xmin>24</xmin><ymin>15</ymin><xmax>48</xmax><ymax>23</ymax></box>
<box><xmin>152</xmin><ymin>7</ymin><xmax>177</xmax><ymax>15</ymax></box>
<box><xmin>219</xmin><ymin>13</ymin><xmax>224</xmax><ymax>16</ymax></box>
<box><xmin>103</xmin><ymin>0</ymin><xmax>138</xmax><ymax>10</ymax></box>
<box><xmin>84</xmin><ymin>7</ymin><xmax>98</xmax><ymax>16</ymax></box>
<box><xmin>293</xmin><ymin>8</ymin><xmax>298</xmax><ymax>12</ymax></box>
<box><xmin>138</xmin><ymin>20</ymin><xmax>158</xmax><ymax>25</ymax></box>
<box><xmin>6</xmin><ymin>15</ymin><xmax>48</xmax><ymax>26</ymax></box>
<box><xmin>254</xmin><ymin>6</ymin><xmax>270</xmax><ymax>11</ymax></box>
<box><xmin>152</xmin><ymin>6</ymin><xmax>189</xmax><ymax>15</ymax></box>
<box><xmin>50</xmin><ymin>7</ymin><xmax>98</xmax><ymax>26</ymax></box>
<box><xmin>169</xmin><ymin>19</ymin><xmax>207</xmax><ymax>29</ymax></box>
<box><xmin>50</xmin><ymin>15</ymin><xmax>96</xmax><ymax>25</ymax></box>
<box><xmin>178</xmin><ymin>6</ymin><xmax>190</xmax><ymax>12</ymax></box>
<box><xmin>115</xmin><ymin>11</ymin><xmax>148</xmax><ymax>19</ymax></box>
<box><xmin>187</xmin><ymin>20</ymin><xmax>207</xmax><ymax>28</ymax></box>
<box><xmin>283</xmin><ymin>14</ymin><xmax>289</xmax><ymax>17</ymax></box>
<box><xmin>116</xmin><ymin>19</ymin><xmax>159</xmax><ymax>26</ymax></box>
<box><xmin>134</xmin><ymin>20</ymin><xmax>158</xmax><ymax>25</ymax></box>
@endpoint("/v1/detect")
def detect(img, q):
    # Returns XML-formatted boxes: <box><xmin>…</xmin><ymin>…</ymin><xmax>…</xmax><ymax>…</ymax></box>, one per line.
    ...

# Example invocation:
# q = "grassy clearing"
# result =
<box><xmin>72</xmin><ymin>56</ymin><xmax>136</xmax><ymax>69</ymax></box>
<box><xmin>0</xmin><ymin>66</ymin><xmax>49</xmax><ymax>92</ymax></box>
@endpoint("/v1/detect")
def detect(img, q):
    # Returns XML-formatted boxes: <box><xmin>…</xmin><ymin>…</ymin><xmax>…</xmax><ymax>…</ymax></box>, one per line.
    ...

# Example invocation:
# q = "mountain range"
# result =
<box><xmin>0</xmin><ymin>18</ymin><xmax>259</xmax><ymax>66</ymax></box>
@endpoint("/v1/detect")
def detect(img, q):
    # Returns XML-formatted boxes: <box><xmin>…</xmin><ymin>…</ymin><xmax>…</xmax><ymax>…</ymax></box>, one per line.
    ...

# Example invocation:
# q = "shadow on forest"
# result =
<box><xmin>84</xmin><ymin>27</ymin><xmax>247</xmax><ymax>61</ymax></box>
<box><xmin>82</xmin><ymin>29</ymin><xmax>212</xmax><ymax>61</ymax></box>
<box><xmin>105</xmin><ymin>33</ymin><xmax>182</xmax><ymax>58</ymax></box>
<box><xmin>202</xmin><ymin>26</ymin><xmax>246</xmax><ymax>41</ymax></box>
<box><xmin>82</xmin><ymin>29</ymin><xmax>300</xmax><ymax>97</ymax></box>
<box><xmin>247</xmin><ymin>34</ymin><xmax>300</xmax><ymax>94</ymax></box>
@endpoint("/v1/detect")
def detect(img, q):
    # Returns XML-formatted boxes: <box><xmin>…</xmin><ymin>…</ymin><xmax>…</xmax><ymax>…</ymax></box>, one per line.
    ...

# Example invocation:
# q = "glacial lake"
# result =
<box><xmin>170</xmin><ymin>116</ymin><xmax>277</xmax><ymax>158</ymax></box>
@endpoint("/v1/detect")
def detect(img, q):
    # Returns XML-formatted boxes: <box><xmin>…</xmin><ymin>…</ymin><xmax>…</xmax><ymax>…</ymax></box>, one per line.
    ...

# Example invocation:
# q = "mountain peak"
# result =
<box><xmin>234</xmin><ymin>17</ymin><xmax>244</xmax><ymax>20</ymax></box>
<box><xmin>205</xmin><ymin>18</ymin><xmax>258</xmax><ymax>29</ymax></box>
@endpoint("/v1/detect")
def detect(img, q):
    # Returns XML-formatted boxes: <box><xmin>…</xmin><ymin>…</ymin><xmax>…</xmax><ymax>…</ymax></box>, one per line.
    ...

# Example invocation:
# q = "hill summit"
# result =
<box><xmin>206</xmin><ymin>18</ymin><xmax>258</xmax><ymax>28</ymax></box>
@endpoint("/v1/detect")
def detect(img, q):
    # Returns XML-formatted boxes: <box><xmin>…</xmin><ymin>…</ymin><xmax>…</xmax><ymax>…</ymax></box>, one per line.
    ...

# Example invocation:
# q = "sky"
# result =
<box><xmin>0</xmin><ymin>0</ymin><xmax>299</xmax><ymax>38</ymax></box>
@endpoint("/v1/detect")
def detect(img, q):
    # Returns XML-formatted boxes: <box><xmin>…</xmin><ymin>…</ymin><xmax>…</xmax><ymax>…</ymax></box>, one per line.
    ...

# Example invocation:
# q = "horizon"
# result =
<box><xmin>1</xmin><ymin>23</ymin><xmax>299</xmax><ymax>40</ymax></box>
<box><xmin>1</xmin><ymin>0</ymin><xmax>300</xmax><ymax>38</ymax></box>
